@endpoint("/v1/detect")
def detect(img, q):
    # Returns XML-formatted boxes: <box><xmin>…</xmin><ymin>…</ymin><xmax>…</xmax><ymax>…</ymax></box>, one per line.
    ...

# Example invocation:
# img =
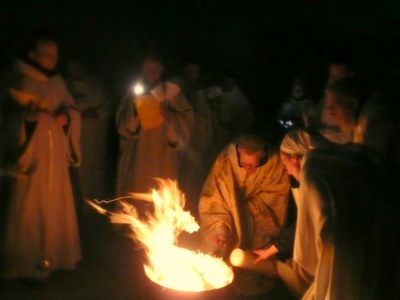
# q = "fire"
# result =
<box><xmin>88</xmin><ymin>179</ymin><xmax>233</xmax><ymax>292</ymax></box>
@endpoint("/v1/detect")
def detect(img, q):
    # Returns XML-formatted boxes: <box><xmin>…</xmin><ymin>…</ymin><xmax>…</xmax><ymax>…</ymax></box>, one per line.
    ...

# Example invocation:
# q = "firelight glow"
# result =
<box><xmin>88</xmin><ymin>179</ymin><xmax>233</xmax><ymax>292</ymax></box>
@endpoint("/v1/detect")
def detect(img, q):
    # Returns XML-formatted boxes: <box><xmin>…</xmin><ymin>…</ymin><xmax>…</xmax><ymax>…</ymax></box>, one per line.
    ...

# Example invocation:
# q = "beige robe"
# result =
<box><xmin>1</xmin><ymin>60</ymin><xmax>81</xmax><ymax>279</ymax></box>
<box><xmin>198</xmin><ymin>143</ymin><xmax>290</xmax><ymax>257</ymax></box>
<box><xmin>279</xmin><ymin>145</ymin><xmax>397</xmax><ymax>300</ymax></box>
<box><xmin>116</xmin><ymin>81</ymin><xmax>193</xmax><ymax>195</ymax></box>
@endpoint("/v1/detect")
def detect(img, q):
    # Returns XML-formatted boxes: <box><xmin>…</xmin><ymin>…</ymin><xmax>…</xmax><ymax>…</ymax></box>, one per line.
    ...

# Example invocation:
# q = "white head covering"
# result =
<box><xmin>280</xmin><ymin>128</ymin><xmax>332</xmax><ymax>155</ymax></box>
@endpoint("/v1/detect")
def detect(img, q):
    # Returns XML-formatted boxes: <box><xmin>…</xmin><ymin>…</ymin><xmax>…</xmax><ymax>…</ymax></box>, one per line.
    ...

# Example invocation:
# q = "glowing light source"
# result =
<box><xmin>132</xmin><ymin>82</ymin><xmax>145</xmax><ymax>96</ymax></box>
<box><xmin>230</xmin><ymin>248</ymin><xmax>276</xmax><ymax>275</ymax></box>
<box><xmin>278</xmin><ymin>119</ymin><xmax>295</xmax><ymax>129</ymax></box>
<box><xmin>88</xmin><ymin>179</ymin><xmax>233</xmax><ymax>292</ymax></box>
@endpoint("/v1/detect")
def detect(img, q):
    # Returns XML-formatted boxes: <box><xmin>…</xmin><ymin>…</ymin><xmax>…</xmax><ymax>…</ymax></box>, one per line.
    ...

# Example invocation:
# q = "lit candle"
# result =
<box><xmin>229</xmin><ymin>248</ymin><xmax>276</xmax><ymax>275</ymax></box>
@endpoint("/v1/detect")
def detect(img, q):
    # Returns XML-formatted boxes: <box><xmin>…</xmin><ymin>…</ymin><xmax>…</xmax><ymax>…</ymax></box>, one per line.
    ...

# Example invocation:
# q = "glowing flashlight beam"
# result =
<box><xmin>132</xmin><ymin>83</ymin><xmax>145</xmax><ymax>96</ymax></box>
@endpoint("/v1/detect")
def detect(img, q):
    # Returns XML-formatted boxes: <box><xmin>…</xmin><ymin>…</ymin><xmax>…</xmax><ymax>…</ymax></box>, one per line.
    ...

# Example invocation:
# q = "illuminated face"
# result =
<box><xmin>325</xmin><ymin>90</ymin><xmax>355</xmax><ymax>128</ymax></box>
<box><xmin>143</xmin><ymin>60</ymin><xmax>163</xmax><ymax>84</ymax></box>
<box><xmin>238</xmin><ymin>148</ymin><xmax>264</xmax><ymax>174</ymax></box>
<box><xmin>30</xmin><ymin>41</ymin><xmax>58</xmax><ymax>70</ymax></box>
<box><xmin>280</xmin><ymin>152</ymin><xmax>302</xmax><ymax>181</ymax></box>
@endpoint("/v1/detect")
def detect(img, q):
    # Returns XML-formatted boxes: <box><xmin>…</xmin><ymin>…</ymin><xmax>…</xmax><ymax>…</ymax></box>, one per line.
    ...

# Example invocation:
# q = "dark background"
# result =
<box><xmin>2</xmin><ymin>0</ymin><xmax>400</xmax><ymax>119</ymax></box>
<box><xmin>1</xmin><ymin>3</ymin><xmax>400</xmax><ymax>298</ymax></box>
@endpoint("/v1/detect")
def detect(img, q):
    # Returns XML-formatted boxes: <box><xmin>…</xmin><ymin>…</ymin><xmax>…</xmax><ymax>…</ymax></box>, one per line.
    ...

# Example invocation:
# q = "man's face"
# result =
<box><xmin>280</xmin><ymin>152</ymin><xmax>302</xmax><ymax>181</ymax></box>
<box><xmin>29</xmin><ymin>41</ymin><xmax>58</xmax><ymax>71</ymax></box>
<box><xmin>143</xmin><ymin>60</ymin><xmax>163</xmax><ymax>84</ymax></box>
<box><xmin>238</xmin><ymin>148</ymin><xmax>264</xmax><ymax>174</ymax></box>
<box><xmin>325</xmin><ymin>90</ymin><xmax>354</xmax><ymax>127</ymax></box>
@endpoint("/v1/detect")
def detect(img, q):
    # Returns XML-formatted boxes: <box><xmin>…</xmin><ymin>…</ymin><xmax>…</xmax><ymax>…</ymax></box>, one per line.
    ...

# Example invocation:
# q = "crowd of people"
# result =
<box><xmin>0</xmin><ymin>31</ymin><xmax>399</xmax><ymax>299</ymax></box>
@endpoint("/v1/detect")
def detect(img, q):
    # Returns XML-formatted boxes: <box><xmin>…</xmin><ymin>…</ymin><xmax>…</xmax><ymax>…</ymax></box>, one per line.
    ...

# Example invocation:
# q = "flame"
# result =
<box><xmin>88</xmin><ymin>179</ymin><xmax>233</xmax><ymax>292</ymax></box>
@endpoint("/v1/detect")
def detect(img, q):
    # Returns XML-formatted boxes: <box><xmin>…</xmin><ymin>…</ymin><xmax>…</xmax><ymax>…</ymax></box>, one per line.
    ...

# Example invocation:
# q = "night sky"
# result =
<box><xmin>2</xmin><ymin>0</ymin><xmax>400</xmax><ymax>117</ymax></box>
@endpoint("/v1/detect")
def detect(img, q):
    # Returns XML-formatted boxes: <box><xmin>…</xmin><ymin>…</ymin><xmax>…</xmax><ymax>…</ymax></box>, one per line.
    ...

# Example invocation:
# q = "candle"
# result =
<box><xmin>229</xmin><ymin>248</ymin><xmax>276</xmax><ymax>275</ymax></box>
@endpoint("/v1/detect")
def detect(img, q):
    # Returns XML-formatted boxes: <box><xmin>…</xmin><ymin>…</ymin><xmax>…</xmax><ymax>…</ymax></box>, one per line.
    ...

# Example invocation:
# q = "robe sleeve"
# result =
<box><xmin>286</xmin><ymin>154</ymin><xmax>334</xmax><ymax>300</ymax></box>
<box><xmin>277</xmin><ymin>170</ymin><xmax>329</xmax><ymax>299</ymax></box>
<box><xmin>57</xmin><ymin>79</ymin><xmax>81</xmax><ymax>166</ymax></box>
<box><xmin>116</xmin><ymin>95</ymin><xmax>141</xmax><ymax>140</ymax></box>
<box><xmin>198</xmin><ymin>155</ymin><xmax>235</xmax><ymax>254</ymax></box>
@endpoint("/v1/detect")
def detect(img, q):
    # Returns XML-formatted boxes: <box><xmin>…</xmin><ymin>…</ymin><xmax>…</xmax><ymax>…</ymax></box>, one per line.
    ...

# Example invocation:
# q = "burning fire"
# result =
<box><xmin>88</xmin><ymin>179</ymin><xmax>233</xmax><ymax>292</ymax></box>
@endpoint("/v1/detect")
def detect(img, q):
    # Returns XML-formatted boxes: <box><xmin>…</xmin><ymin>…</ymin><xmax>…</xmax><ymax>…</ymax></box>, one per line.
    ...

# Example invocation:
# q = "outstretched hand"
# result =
<box><xmin>252</xmin><ymin>245</ymin><xmax>279</xmax><ymax>264</ymax></box>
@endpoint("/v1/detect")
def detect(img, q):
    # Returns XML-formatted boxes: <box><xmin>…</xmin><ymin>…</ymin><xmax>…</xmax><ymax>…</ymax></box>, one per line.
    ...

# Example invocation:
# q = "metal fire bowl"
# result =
<box><xmin>146</xmin><ymin>279</ymin><xmax>233</xmax><ymax>300</ymax></box>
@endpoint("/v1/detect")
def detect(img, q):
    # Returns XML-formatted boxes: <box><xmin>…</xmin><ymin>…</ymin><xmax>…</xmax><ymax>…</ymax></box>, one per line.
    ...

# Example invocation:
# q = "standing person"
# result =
<box><xmin>198</xmin><ymin>134</ymin><xmax>290</xmax><ymax>296</ymax></box>
<box><xmin>288</xmin><ymin>145</ymin><xmax>398</xmax><ymax>300</ymax></box>
<box><xmin>206</xmin><ymin>69</ymin><xmax>255</xmax><ymax>165</ymax></box>
<box><xmin>116</xmin><ymin>55</ymin><xmax>193</xmax><ymax>197</ymax></box>
<box><xmin>66</xmin><ymin>58</ymin><xmax>111</xmax><ymax>202</ymax></box>
<box><xmin>1</xmin><ymin>32</ymin><xmax>81</xmax><ymax>280</ymax></box>
<box><xmin>324</xmin><ymin>77</ymin><xmax>400</xmax><ymax>167</ymax></box>
<box><xmin>314</xmin><ymin>58</ymin><xmax>356</xmax><ymax>142</ymax></box>
<box><xmin>277</xmin><ymin>75</ymin><xmax>317</xmax><ymax>129</ymax></box>
<box><xmin>172</xmin><ymin>60</ymin><xmax>214</xmax><ymax>214</ymax></box>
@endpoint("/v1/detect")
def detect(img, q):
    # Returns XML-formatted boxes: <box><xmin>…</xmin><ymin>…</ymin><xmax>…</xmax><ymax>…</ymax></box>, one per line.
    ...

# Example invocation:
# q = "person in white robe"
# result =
<box><xmin>206</xmin><ymin>71</ymin><xmax>255</xmax><ymax>164</ymax></box>
<box><xmin>1</xmin><ymin>35</ymin><xmax>81</xmax><ymax>280</ymax></box>
<box><xmin>115</xmin><ymin>56</ymin><xmax>193</xmax><ymax>200</ymax></box>
<box><xmin>255</xmin><ymin>128</ymin><xmax>399</xmax><ymax>300</ymax></box>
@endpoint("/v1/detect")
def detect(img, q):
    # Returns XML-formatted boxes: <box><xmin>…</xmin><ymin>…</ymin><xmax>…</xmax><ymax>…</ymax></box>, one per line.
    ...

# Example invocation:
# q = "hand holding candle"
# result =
<box><xmin>229</xmin><ymin>248</ymin><xmax>278</xmax><ymax>276</ymax></box>
<box><xmin>252</xmin><ymin>244</ymin><xmax>279</xmax><ymax>264</ymax></box>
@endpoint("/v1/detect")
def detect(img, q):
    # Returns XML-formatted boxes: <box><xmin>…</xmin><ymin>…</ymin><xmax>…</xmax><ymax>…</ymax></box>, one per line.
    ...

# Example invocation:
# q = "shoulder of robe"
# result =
<box><xmin>165</xmin><ymin>81</ymin><xmax>181</xmax><ymax>99</ymax></box>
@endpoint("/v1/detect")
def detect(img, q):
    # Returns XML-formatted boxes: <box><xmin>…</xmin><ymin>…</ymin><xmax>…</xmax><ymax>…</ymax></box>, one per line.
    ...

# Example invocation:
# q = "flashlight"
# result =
<box><xmin>277</xmin><ymin>118</ymin><xmax>295</xmax><ymax>129</ymax></box>
<box><xmin>131</xmin><ymin>82</ymin><xmax>145</xmax><ymax>96</ymax></box>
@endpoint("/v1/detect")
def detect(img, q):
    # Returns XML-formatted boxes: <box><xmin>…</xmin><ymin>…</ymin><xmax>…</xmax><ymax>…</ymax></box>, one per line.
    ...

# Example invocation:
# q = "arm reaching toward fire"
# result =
<box><xmin>198</xmin><ymin>154</ymin><xmax>235</xmax><ymax>257</ymax></box>
<box><xmin>252</xmin><ymin>245</ymin><xmax>279</xmax><ymax>264</ymax></box>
